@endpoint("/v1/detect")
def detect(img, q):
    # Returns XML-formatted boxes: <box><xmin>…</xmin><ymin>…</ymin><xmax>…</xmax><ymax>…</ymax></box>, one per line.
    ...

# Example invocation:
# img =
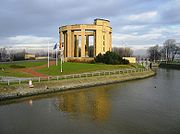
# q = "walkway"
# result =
<box><xmin>18</xmin><ymin>61</ymin><xmax>55</xmax><ymax>77</ymax></box>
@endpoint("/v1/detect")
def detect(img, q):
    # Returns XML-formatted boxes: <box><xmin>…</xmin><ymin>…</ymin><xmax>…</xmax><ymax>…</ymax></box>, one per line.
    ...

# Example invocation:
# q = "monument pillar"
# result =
<box><xmin>71</xmin><ymin>31</ymin><xmax>74</xmax><ymax>57</ymax></box>
<box><xmin>60</xmin><ymin>31</ymin><xmax>63</xmax><ymax>50</ymax></box>
<box><xmin>64</xmin><ymin>32</ymin><xmax>67</xmax><ymax>57</ymax></box>
<box><xmin>81</xmin><ymin>29</ymin><xmax>85</xmax><ymax>57</ymax></box>
<box><xmin>86</xmin><ymin>35</ymin><xmax>89</xmax><ymax>57</ymax></box>
<box><xmin>74</xmin><ymin>35</ymin><xmax>79</xmax><ymax>57</ymax></box>
<box><xmin>94</xmin><ymin>30</ymin><xmax>96</xmax><ymax>56</ymax></box>
<box><xmin>67</xmin><ymin>30</ymin><xmax>71</xmax><ymax>57</ymax></box>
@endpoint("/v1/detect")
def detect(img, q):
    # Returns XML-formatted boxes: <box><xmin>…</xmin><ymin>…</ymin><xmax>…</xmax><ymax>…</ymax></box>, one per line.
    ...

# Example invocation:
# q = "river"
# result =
<box><xmin>0</xmin><ymin>68</ymin><xmax>180</xmax><ymax>134</ymax></box>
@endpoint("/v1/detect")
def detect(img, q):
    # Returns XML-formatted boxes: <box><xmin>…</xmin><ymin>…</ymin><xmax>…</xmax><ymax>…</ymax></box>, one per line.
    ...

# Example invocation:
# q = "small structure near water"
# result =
<box><xmin>123</xmin><ymin>57</ymin><xmax>136</xmax><ymax>63</ymax></box>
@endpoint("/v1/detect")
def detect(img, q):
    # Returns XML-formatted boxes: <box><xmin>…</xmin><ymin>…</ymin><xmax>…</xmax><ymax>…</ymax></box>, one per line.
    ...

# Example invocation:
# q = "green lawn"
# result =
<box><xmin>37</xmin><ymin>62</ymin><xmax>136</xmax><ymax>75</ymax></box>
<box><xmin>0</xmin><ymin>61</ymin><xmax>47</xmax><ymax>69</ymax></box>
<box><xmin>0</xmin><ymin>60</ymin><xmax>144</xmax><ymax>77</ymax></box>
<box><xmin>130</xmin><ymin>63</ymin><xmax>145</xmax><ymax>68</ymax></box>
<box><xmin>0</xmin><ymin>61</ymin><xmax>47</xmax><ymax>77</ymax></box>
<box><xmin>0</xmin><ymin>70</ymin><xmax>33</xmax><ymax>77</ymax></box>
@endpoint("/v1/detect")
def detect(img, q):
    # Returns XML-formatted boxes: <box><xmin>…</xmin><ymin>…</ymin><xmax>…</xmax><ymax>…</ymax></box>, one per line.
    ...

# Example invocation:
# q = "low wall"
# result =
<box><xmin>0</xmin><ymin>70</ymin><xmax>155</xmax><ymax>101</ymax></box>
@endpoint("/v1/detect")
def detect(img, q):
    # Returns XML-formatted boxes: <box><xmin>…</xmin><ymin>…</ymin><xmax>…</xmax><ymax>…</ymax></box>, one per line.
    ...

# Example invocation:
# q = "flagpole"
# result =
<box><xmin>61</xmin><ymin>56</ymin><xmax>62</xmax><ymax>72</ymax></box>
<box><xmin>60</xmin><ymin>47</ymin><xmax>63</xmax><ymax>73</ymax></box>
<box><xmin>56</xmin><ymin>47</ymin><xmax>58</xmax><ymax>66</ymax></box>
<box><xmin>48</xmin><ymin>43</ymin><xmax>50</xmax><ymax>68</ymax></box>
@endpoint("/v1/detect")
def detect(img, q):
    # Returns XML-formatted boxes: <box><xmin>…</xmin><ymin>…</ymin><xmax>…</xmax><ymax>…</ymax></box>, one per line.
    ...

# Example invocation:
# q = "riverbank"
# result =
<box><xmin>159</xmin><ymin>62</ymin><xmax>180</xmax><ymax>69</ymax></box>
<box><xmin>0</xmin><ymin>69</ymin><xmax>155</xmax><ymax>101</ymax></box>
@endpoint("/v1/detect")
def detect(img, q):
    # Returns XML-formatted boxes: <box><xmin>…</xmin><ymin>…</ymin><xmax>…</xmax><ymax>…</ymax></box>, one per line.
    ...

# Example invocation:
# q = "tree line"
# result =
<box><xmin>147</xmin><ymin>39</ymin><xmax>180</xmax><ymax>62</ymax></box>
<box><xmin>112</xmin><ymin>47</ymin><xmax>133</xmax><ymax>57</ymax></box>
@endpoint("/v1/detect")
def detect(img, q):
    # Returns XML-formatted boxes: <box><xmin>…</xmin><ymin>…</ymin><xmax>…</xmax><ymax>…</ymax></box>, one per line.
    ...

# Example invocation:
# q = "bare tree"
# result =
<box><xmin>163</xmin><ymin>39</ymin><xmax>180</xmax><ymax>62</ymax></box>
<box><xmin>147</xmin><ymin>45</ymin><xmax>161</xmax><ymax>62</ymax></box>
<box><xmin>124</xmin><ymin>47</ymin><xmax>133</xmax><ymax>57</ymax></box>
<box><xmin>112</xmin><ymin>47</ymin><xmax>133</xmax><ymax>57</ymax></box>
<box><xmin>0</xmin><ymin>48</ymin><xmax>11</xmax><ymax>62</ymax></box>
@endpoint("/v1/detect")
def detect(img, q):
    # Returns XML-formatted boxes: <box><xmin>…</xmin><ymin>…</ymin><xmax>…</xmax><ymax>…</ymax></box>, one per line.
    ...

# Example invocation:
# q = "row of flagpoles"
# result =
<box><xmin>48</xmin><ymin>43</ymin><xmax>63</xmax><ymax>72</ymax></box>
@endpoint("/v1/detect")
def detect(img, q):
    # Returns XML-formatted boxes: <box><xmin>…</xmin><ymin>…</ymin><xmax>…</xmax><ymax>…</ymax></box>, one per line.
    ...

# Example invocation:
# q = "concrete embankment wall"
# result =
<box><xmin>0</xmin><ymin>70</ymin><xmax>155</xmax><ymax>101</ymax></box>
<box><xmin>159</xmin><ymin>63</ymin><xmax>180</xmax><ymax>70</ymax></box>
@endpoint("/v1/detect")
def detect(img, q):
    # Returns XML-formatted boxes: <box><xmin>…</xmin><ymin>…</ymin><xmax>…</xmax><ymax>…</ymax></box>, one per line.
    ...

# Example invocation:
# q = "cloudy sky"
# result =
<box><xmin>0</xmin><ymin>0</ymin><xmax>180</xmax><ymax>55</ymax></box>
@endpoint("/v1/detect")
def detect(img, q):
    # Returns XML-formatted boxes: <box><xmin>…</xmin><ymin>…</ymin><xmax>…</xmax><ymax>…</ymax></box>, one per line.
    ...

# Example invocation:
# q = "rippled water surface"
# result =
<box><xmin>0</xmin><ymin>68</ymin><xmax>180</xmax><ymax>134</ymax></box>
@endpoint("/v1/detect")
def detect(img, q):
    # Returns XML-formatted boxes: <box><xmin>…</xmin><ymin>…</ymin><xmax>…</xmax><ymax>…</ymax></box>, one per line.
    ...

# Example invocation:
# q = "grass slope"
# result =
<box><xmin>0</xmin><ymin>60</ymin><xmax>144</xmax><ymax>77</ymax></box>
<box><xmin>0</xmin><ymin>61</ymin><xmax>47</xmax><ymax>68</ymax></box>
<box><xmin>37</xmin><ymin>62</ymin><xmax>135</xmax><ymax>75</ymax></box>
<box><xmin>0</xmin><ymin>61</ymin><xmax>47</xmax><ymax>77</ymax></box>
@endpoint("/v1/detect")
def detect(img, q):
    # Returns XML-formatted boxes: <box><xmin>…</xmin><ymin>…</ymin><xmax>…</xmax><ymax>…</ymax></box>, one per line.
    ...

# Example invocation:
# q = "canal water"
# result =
<box><xmin>0</xmin><ymin>68</ymin><xmax>180</xmax><ymax>134</ymax></box>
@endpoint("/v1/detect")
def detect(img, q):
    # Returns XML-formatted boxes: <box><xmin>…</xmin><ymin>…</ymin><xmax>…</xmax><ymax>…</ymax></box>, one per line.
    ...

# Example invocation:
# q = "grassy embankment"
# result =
<box><xmin>0</xmin><ymin>61</ymin><xmax>151</xmax><ymax>100</ymax></box>
<box><xmin>159</xmin><ymin>61</ymin><xmax>180</xmax><ymax>69</ymax></box>
<box><xmin>0</xmin><ymin>69</ymin><xmax>155</xmax><ymax>101</ymax></box>
<box><xmin>0</xmin><ymin>61</ymin><xmax>47</xmax><ymax>77</ymax></box>
<box><xmin>36</xmin><ymin>62</ymin><xmax>143</xmax><ymax>75</ymax></box>
<box><xmin>0</xmin><ymin>60</ymin><xmax>144</xmax><ymax>77</ymax></box>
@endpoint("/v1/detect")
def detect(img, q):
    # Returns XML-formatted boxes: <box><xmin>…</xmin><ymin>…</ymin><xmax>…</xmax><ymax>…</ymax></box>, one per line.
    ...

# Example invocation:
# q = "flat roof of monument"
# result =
<box><xmin>94</xmin><ymin>18</ymin><xmax>110</xmax><ymax>22</ymax></box>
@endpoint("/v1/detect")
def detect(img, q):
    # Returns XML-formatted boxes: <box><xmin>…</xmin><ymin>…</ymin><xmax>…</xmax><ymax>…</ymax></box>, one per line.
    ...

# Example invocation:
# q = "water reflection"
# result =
<box><xmin>28</xmin><ymin>100</ymin><xmax>33</xmax><ymax>106</ymax></box>
<box><xmin>55</xmin><ymin>87</ymin><xmax>111</xmax><ymax>122</ymax></box>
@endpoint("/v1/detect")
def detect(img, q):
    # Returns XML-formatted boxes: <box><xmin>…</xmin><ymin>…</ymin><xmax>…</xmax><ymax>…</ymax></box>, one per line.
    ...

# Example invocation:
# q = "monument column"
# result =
<box><xmin>94</xmin><ymin>30</ymin><xmax>96</xmax><ymax>56</ymax></box>
<box><xmin>71</xmin><ymin>31</ymin><xmax>74</xmax><ymax>57</ymax></box>
<box><xmin>81</xmin><ymin>29</ymin><xmax>85</xmax><ymax>57</ymax></box>
<box><xmin>60</xmin><ymin>31</ymin><xmax>63</xmax><ymax>49</ymax></box>
<box><xmin>86</xmin><ymin>35</ymin><xmax>89</xmax><ymax>57</ymax></box>
<box><xmin>67</xmin><ymin>30</ymin><xmax>71</xmax><ymax>57</ymax></box>
<box><xmin>74</xmin><ymin>35</ymin><xmax>79</xmax><ymax>57</ymax></box>
<box><xmin>64</xmin><ymin>32</ymin><xmax>67</xmax><ymax>57</ymax></box>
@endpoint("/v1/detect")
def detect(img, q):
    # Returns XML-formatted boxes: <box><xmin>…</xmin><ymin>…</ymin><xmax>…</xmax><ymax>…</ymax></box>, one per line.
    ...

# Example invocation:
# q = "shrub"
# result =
<box><xmin>95</xmin><ymin>51</ymin><xmax>129</xmax><ymax>65</ymax></box>
<box><xmin>120</xmin><ymin>59</ymin><xmax>129</xmax><ymax>64</ymax></box>
<box><xmin>94</xmin><ymin>53</ymin><xmax>104</xmax><ymax>63</ymax></box>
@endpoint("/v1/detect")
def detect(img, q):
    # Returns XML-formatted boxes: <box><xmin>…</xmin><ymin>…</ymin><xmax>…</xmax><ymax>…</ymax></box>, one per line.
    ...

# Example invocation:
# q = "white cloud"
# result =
<box><xmin>7</xmin><ymin>35</ymin><xmax>55</xmax><ymax>44</ymax></box>
<box><xmin>128</xmin><ymin>11</ymin><xmax>157</xmax><ymax>22</ymax></box>
<box><xmin>113</xmin><ymin>33</ymin><xmax>162</xmax><ymax>43</ymax></box>
<box><xmin>121</xmin><ymin>25</ymin><xmax>146</xmax><ymax>31</ymax></box>
<box><xmin>0</xmin><ymin>35</ymin><xmax>58</xmax><ymax>49</ymax></box>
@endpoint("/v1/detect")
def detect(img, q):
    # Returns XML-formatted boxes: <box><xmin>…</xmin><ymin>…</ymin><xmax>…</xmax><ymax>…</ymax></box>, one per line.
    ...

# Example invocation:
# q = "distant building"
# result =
<box><xmin>25</xmin><ymin>53</ymin><xmax>36</xmax><ymax>60</ymax></box>
<box><xmin>35</xmin><ymin>56</ymin><xmax>47</xmax><ymax>60</ymax></box>
<box><xmin>174</xmin><ymin>51</ymin><xmax>180</xmax><ymax>61</ymax></box>
<box><xmin>174</xmin><ymin>43</ymin><xmax>180</xmax><ymax>61</ymax></box>
<box><xmin>123</xmin><ymin>57</ymin><xmax>137</xmax><ymax>63</ymax></box>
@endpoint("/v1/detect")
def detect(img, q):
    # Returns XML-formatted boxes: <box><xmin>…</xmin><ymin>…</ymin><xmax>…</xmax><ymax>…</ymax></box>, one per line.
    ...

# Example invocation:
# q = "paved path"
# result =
<box><xmin>18</xmin><ymin>61</ymin><xmax>55</xmax><ymax>77</ymax></box>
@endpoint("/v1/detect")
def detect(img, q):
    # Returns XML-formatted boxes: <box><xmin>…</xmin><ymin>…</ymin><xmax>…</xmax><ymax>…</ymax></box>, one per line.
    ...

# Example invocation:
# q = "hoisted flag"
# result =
<box><xmin>53</xmin><ymin>43</ymin><xmax>57</xmax><ymax>50</ymax></box>
<box><xmin>53</xmin><ymin>43</ymin><xmax>58</xmax><ymax>66</ymax></box>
